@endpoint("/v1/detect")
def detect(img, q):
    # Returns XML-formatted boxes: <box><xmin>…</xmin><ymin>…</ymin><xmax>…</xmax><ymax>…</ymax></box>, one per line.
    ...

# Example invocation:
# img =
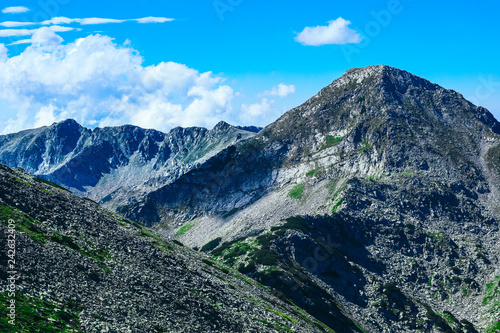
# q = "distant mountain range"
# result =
<box><xmin>0</xmin><ymin>119</ymin><xmax>260</xmax><ymax>211</ymax></box>
<box><xmin>1</xmin><ymin>65</ymin><xmax>499</xmax><ymax>332</ymax></box>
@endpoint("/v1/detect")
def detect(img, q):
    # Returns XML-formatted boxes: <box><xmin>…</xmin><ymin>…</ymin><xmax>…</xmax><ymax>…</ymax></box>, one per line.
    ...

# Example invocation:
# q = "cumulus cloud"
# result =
<box><xmin>31</xmin><ymin>27</ymin><xmax>64</xmax><ymax>46</ymax></box>
<box><xmin>295</xmin><ymin>17</ymin><xmax>362</xmax><ymax>46</ymax></box>
<box><xmin>0</xmin><ymin>44</ymin><xmax>7</xmax><ymax>61</ymax></box>
<box><xmin>261</xmin><ymin>83</ymin><xmax>296</xmax><ymax>97</ymax></box>
<box><xmin>0</xmin><ymin>30</ymin><xmax>235</xmax><ymax>134</ymax></box>
<box><xmin>2</xmin><ymin>6</ymin><xmax>30</xmax><ymax>14</ymax></box>
<box><xmin>240</xmin><ymin>98</ymin><xmax>274</xmax><ymax>123</ymax></box>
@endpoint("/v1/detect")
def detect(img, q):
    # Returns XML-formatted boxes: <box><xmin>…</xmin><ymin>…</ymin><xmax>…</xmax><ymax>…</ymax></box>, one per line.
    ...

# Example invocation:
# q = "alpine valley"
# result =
<box><xmin>1</xmin><ymin>65</ymin><xmax>500</xmax><ymax>332</ymax></box>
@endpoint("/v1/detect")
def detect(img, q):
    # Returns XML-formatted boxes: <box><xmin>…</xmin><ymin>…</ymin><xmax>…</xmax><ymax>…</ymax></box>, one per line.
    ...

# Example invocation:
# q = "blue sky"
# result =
<box><xmin>0</xmin><ymin>0</ymin><xmax>498</xmax><ymax>134</ymax></box>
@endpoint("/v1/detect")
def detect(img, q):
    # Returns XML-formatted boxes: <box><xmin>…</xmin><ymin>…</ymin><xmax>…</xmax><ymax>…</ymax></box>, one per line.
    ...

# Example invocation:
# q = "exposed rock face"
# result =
<box><xmin>121</xmin><ymin>65</ymin><xmax>500</xmax><ymax>332</ymax></box>
<box><xmin>0</xmin><ymin>120</ymin><xmax>258</xmax><ymax>211</ymax></box>
<box><xmin>0</xmin><ymin>164</ymin><xmax>329</xmax><ymax>332</ymax></box>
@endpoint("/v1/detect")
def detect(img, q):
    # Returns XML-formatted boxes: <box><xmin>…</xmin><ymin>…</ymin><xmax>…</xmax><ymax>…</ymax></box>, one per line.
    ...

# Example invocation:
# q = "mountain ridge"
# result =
<box><xmin>123</xmin><ymin>65</ymin><xmax>500</xmax><ymax>229</ymax></box>
<box><xmin>0</xmin><ymin>119</ymin><xmax>260</xmax><ymax>211</ymax></box>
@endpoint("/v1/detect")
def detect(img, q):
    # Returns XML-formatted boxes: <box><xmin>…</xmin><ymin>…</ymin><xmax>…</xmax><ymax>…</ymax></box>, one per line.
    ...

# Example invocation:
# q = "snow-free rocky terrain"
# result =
<box><xmin>0</xmin><ymin>119</ymin><xmax>259</xmax><ymax>212</ymax></box>
<box><xmin>1</xmin><ymin>65</ymin><xmax>500</xmax><ymax>332</ymax></box>
<box><xmin>121</xmin><ymin>66</ymin><xmax>500</xmax><ymax>332</ymax></box>
<box><xmin>0</xmin><ymin>164</ymin><xmax>329</xmax><ymax>332</ymax></box>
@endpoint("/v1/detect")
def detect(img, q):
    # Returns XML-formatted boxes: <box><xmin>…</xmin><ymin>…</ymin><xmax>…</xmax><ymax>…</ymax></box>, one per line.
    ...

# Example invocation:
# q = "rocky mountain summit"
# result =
<box><xmin>0</xmin><ymin>119</ymin><xmax>259</xmax><ymax>211</ymax></box>
<box><xmin>120</xmin><ymin>65</ymin><xmax>500</xmax><ymax>332</ymax></box>
<box><xmin>0</xmin><ymin>163</ymin><xmax>329</xmax><ymax>332</ymax></box>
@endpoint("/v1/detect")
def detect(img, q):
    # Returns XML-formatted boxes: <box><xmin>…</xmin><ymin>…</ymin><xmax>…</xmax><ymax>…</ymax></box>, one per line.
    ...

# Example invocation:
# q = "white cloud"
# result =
<box><xmin>262</xmin><ymin>83</ymin><xmax>296</xmax><ymax>97</ymax></box>
<box><xmin>0</xmin><ymin>21</ymin><xmax>36</xmax><ymax>28</ymax></box>
<box><xmin>2</xmin><ymin>6</ymin><xmax>30</xmax><ymax>14</ymax></box>
<box><xmin>41</xmin><ymin>16</ymin><xmax>174</xmax><ymax>26</ymax></box>
<box><xmin>295</xmin><ymin>17</ymin><xmax>362</xmax><ymax>46</ymax></box>
<box><xmin>0</xmin><ymin>16</ymin><xmax>173</xmax><ymax>32</ymax></box>
<box><xmin>31</xmin><ymin>27</ymin><xmax>64</xmax><ymax>46</ymax></box>
<box><xmin>136</xmin><ymin>17</ymin><xmax>174</xmax><ymax>24</ymax></box>
<box><xmin>7</xmin><ymin>39</ymin><xmax>32</xmax><ymax>46</ymax></box>
<box><xmin>240</xmin><ymin>98</ymin><xmax>274</xmax><ymax>123</ymax></box>
<box><xmin>0</xmin><ymin>44</ymin><xmax>7</xmax><ymax>61</ymax></box>
<box><xmin>0</xmin><ymin>25</ymin><xmax>73</xmax><ymax>37</ymax></box>
<box><xmin>0</xmin><ymin>31</ymin><xmax>236</xmax><ymax>134</ymax></box>
<box><xmin>0</xmin><ymin>28</ymin><xmax>35</xmax><ymax>37</ymax></box>
<box><xmin>34</xmin><ymin>104</ymin><xmax>58</xmax><ymax>128</ymax></box>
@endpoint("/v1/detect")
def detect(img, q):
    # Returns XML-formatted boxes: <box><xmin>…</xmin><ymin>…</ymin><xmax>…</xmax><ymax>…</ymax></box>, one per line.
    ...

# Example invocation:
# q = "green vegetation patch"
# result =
<box><xmin>0</xmin><ymin>204</ymin><xmax>49</xmax><ymax>244</ymax></box>
<box><xmin>53</xmin><ymin>232</ymin><xmax>114</xmax><ymax>273</ymax></box>
<box><xmin>306</xmin><ymin>168</ymin><xmax>322</xmax><ymax>177</ymax></box>
<box><xmin>487</xmin><ymin>321</ymin><xmax>500</xmax><ymax>333</ymax></box>
<box><xmin>319</xmin><ymin>135</ymin><xmax>344</xmax><ymax>151</ymax></box>
<box><xmin>326</xmin><ymin>178</ymin><xmax>348</xmax><ymax>200</ymax></box>
<box><xmin>271</xmin><ymin>216</ymin><xmax>313</xmax><ymax>234</ymax></box>
<box><xmin>15</xmin><ymin>177</ymin><xmax>32</xmax><ymax>186</ymax></box>
<box><xmin>221</xmin><ymin>208</ymin><xmax>238</xmax><ymax>219</ymax></box>
<box><xmin>34</xmin><ymin>177</ymin><xmax>71</xmax><ymax>192</ymax></box>
<box><xmin>331</xmin><ymin>197</ymin><xmax>343</xmax><ymax>213</ymax></box>
<box><xmin>201</xmin><ymin>237</ymin><xmax>222</xmax><ymax>252</ymax></box>
<box><xmin>359</xmin><ymin>140</ymin><xmax>371</xmax><ymax>153</ymax></box>
<box><xmin>176</xmin><ymin>220</ymin><xmax>196</xmax><ymax>236</ymax></box>
<box><xmin>0</xmin><ymin>204</ymin><xmax>113</xmax><ymax>272</ymax></box>
<box><xmin>288</xmin><ymin>184</ymin><xmax>304</xmax><ymax>200</ymax></box>
<box><xmin>483</xmin><ymin>276</ymin><xmax>500</xmax><ymax>306</ymax></box>
<box><xmin>0</xmin><ymin>292</ymin><xmax>83</xmax><ymax>332</ymax></box>
<box><xmin>211</xmin><ymin>236</ymin><xmax>247</xmax><ymax>257</ymax></box>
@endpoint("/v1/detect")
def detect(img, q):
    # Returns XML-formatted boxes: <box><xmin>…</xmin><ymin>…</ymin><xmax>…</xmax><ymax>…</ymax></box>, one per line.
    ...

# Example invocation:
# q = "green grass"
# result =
<box><xmin>0</xmin><ymin>292</ymin><xmax>83</xmax><ymax>332</ymax></box>
<box><xmin>221</xmin><ymin>208</ymin><xmax>238</xmax><ymax>218</ymax></box>
<box><xmin>201</xmin><ymin>237</ymin><xmax>222</xmax><ymax>252</ymax></box>
<box><xmin>483</xmin><ymin>276</ymin><xmax>500</xmax><ymax>306</ymax></box>
<box><xmin>152</xmin><ymin>241</ymin><xmax>174</xmax><ymax>254</ymax></box>
<box><xmin>176</xmin><ymin>220</ymin><xmax>196</xmax><ymax>236</ymax></box>
<box><xmin>306</xmin><ymin>168</ymin><xmax>322</xmax><ymax>177</ymax></box>
<box><xmin>331</xmin><ymin>197</ymin><xmax>343</xmax><ymax>213</ymax></box>
<box><xmin>0</xmin><ymin>204</ymin><xmax>49</xmax><ymax>244</ymax></box>
<box><xmin>34</xmin><ymin>177</ymin><xmax>71</xmax><ymax>192</ymax></box>
<box><xmin>15</xmin><ymin>177</ymin><xmax>32</xmax><ymax>186</ymax></box>
<box><xmin>487</xmin><ymin>321</ymin><xmax>500</xmax><ymax>333</ymax></box>
<box><xmin>0</xmin><ymin>204</ymin><xmax>113</xmax><ymax>272</ymax></box>
<box><xmin>51</xmin><ymin>232</ymin><xmax>114</xmax><ymax>273</ymax></box>
<box><xmin>327</xmin><ymin>179</ymin><xmax>348</xmax><ymax>200</ymax></box>
<box><xmin>428</xmin><ymin>231</ymin><xmax>444</xmax><ymax>240</ymax></box>
<box><xmin>319</xmin><ymin>135</ymin><xmax>344</xmax><ymax>151</ymax></box>
<box><xmin>271</xmin><ymin>216</ymin><xmax>313</xmax><ymax>234</ymax></box>
<box><xmin>359</xmin><ymin>140</ymin><xmax>371</xmax><ymax>153</ymax></box>
<box><xmin>288</xmin><ymin>184</ymin><xmax>304</xmax><ymax>199</ymax></box>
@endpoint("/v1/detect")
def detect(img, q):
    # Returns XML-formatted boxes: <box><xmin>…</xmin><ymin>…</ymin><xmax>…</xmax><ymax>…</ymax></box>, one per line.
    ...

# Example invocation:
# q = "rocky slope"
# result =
<box><xmin>0</xmin><ymin>163</ymin><xmax>334</xmax><ymax>332</ymax></box>
<box><xmin>121</xmin><ymin>65</ymin><xmax>500</xmax><ymax>332</ymax></box>
<box><xmin>0</xmin><ymin>120</ymin><xmax>258</xmax><ymax>211</ymax></box>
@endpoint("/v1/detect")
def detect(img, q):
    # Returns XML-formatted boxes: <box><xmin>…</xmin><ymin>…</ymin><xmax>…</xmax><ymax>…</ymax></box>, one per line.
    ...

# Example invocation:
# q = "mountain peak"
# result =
<box><xmin>330</xmin><ymin>65</ymin><xmax>439</xmax><ymax>94</ymax></box>
<box><xmin>212</xmin><ymin>120</ymin><xmax>233</xmax><ymax>131</ymax></box>
<box><xmin>52</xmin><ymin>118</ymin><xmax>81</xmax><ymax>129</ymax></box>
